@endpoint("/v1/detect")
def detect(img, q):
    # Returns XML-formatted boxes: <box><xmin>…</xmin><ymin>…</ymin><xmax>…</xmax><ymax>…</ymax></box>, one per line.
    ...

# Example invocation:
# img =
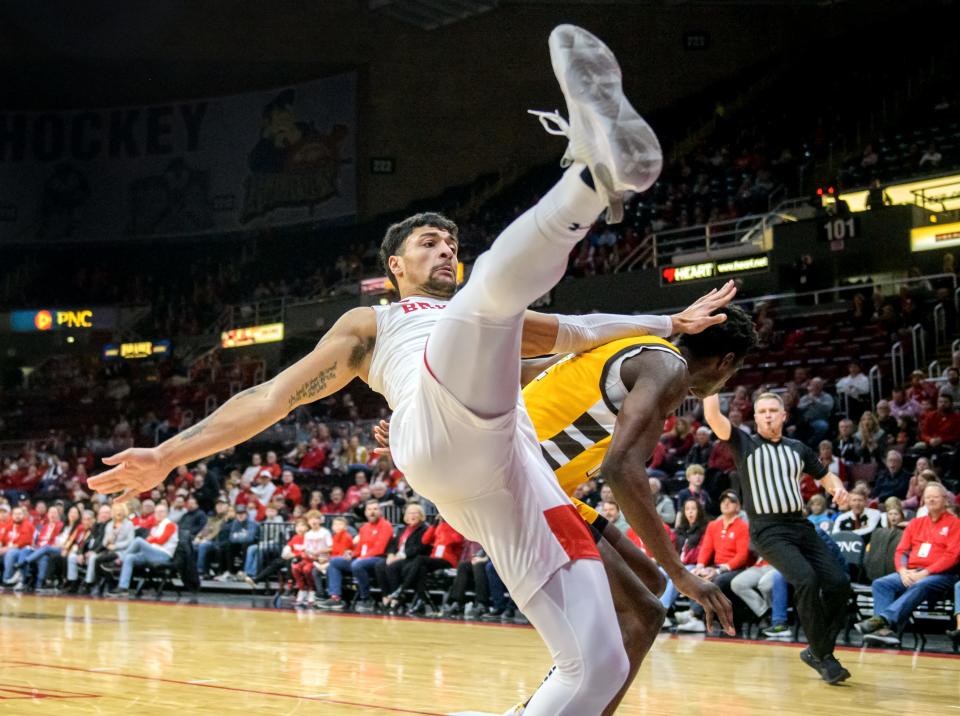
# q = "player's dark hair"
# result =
<box><xmin>379</xmin><ymin>212</ymin><xmax>459</xmax><ymax>287</ymax></box>
<box><xmin>679</xmin><ymin>305</ymin><xmax>758</xmax><ymax>361</ymax></box>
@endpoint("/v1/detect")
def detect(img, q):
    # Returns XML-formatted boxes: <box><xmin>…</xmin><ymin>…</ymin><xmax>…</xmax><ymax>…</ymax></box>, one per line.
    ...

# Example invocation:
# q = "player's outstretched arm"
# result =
<box><xmin>601</xmin><ymin>355</ymin><xmax>736</xmax><ymax>634</ymax></box>
<box><xmin>702</xmin><ymin>394</ymin><xmax>732</xmax><ymax>441</ymax></box>
<box><xmin>519</xmin><ymin>280</ymin><xmax>737</xmax><ymax>356</ymax></box>
<box><xmin>89</xmin><ymin>308</ymin><xmax>376</xmax><ymax>502</ymax></box>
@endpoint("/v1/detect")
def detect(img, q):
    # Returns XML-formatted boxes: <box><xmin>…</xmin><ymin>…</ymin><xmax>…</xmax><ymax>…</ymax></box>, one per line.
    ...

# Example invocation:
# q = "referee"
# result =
<box><xmin>704</xmin><ymin>391</ymin><xmax>852</xmax><ymax>684</ymax></box>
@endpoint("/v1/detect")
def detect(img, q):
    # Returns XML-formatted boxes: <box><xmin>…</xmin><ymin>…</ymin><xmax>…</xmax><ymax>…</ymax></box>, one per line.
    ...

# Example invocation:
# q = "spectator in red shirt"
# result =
<box><xmin>262</xmin><ymin>451</ymin><xmax>282</xmax><ymax>480</ymax></box>
<box><xmin>0</xmin><ymin>503</ymin><xmax>10</xmax><ymax>543</ymax></box>
<box><xmin>328</xmin><ymin>516</ymin><xmax>355</xmax><ymax>558</ymax></box>
<box><xmin>173</xmin><ymin>465</ymin><xmax>193</xmax><ymax>490</ymax></box>
<box><xmin>133</xmin><ymin>499</ymin><xmax>157</xmax><ymax>531</ymax></box>
<box><xmin>908</xmin><ymin>370</ymin><xmax>938</xmax><ymax>404</ymax></box>
<box><xmin>319</xmin><ymin>499</ymin><xmax>393</xmax><ymax>612</ymax></box>
<box><xmin>299</xmin><ymin>438</ymin><xmax>327</xmax><ymax>473</ymax></box>
<box><xmin>344</xmin><ymin>471</ymin><xmax>369</xmax><ymax>507</ymax></box>
<box><xmin>275</xmin><ymin>469</ymin><xmax>302</xmax><ymax>508</ymax></box>
<box><xmin>856</xmin><ymin>484</ymin><xmax>960</xmax><ymax>647</ymax></box>
<box><xmin>112</xmin><ymin>502</ymin><xmax>179</xmax><ymax>595</ymax></box>
<box><xmin>677</xmin><ymin>491</ymin><xmax>752</xmax><ymax>633</ymax></box>
<box><xmin>322</xmin><ymin>486</ymin><xmax>350</xmax><ymax>515</ymax></box>
<box><xmin>918</xmin><ymin>394</ymin><xmax>960</xmax><ymax>450</ymax></box>
<box><xmin>1</xmin><ymin>506</ymin><xmax>36</xmax><ymax>584</ymax></box>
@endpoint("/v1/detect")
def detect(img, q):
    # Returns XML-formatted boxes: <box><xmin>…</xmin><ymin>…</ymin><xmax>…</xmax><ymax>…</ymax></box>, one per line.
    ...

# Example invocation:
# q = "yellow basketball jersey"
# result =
<box><xmin>522</xmin><ymin>335</ymin><xmax>686</xmax><ymax>524</ymax></box>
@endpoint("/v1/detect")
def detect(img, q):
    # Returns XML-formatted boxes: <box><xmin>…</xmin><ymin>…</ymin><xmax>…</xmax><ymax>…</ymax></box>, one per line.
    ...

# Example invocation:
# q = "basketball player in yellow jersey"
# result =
<box><xmin>511</xmin><ymin>305</ymin><xmax>758</xmax><ymax>714</ymax></box>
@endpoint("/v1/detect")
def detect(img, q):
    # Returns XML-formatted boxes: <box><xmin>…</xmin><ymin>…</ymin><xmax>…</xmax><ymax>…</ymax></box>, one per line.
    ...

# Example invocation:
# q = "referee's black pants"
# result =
<box><xmin>751</xmin><ymin>518</ymin><xmax>849</xmax><ymax>659</ymax></box>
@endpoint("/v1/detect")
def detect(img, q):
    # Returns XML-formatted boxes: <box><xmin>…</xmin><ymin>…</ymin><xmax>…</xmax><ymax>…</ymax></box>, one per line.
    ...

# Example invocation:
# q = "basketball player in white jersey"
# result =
<box><xmin>90</xmin><ymin>25</ymin><xmax>734</xmax><ymax>714</ymax></box>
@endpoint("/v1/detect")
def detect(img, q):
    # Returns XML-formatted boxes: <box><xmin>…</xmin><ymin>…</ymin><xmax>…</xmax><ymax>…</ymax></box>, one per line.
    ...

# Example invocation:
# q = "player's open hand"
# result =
<box><xmin>372</xmin><ymin>419</ymin><xmax>392</xmax><ymax>457</ymax></box>
<box><xmin>669</xmin><ymin>280</ymin><xmax>738</xmax><ymax>335</ymax></box>
<box><xmin>88</xmin><ymin>448</ymin><xmax>171</xmax><ymax>504</ymax></box>
<box><xmin>675</xmin><ymin>569</ymin><xmax>736</xmax><ymax>635</ymax></box>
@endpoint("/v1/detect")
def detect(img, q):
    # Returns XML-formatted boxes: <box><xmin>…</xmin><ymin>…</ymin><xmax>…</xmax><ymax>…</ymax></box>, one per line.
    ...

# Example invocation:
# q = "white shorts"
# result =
<box><xmin>390</xmin><ymin>365</ymin><xmax>600</xmax><ymax>609</ymax></box>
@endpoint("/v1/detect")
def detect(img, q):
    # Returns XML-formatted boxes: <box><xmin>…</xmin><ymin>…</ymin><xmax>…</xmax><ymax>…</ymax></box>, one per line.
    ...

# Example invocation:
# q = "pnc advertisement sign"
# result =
<box><xmin>661</xmin><ymin>255</ymin><xmax>769</xmax><ymax>286</ymax></box>
<box><xmin>221</xmin><ymin>323</ymin><xmax>284</xmax><ymax>349</ymax></box>
<box><xmin>10</xmin><ymin>307</ymin><xmax>116</xmax><ymax>332</ymax></box>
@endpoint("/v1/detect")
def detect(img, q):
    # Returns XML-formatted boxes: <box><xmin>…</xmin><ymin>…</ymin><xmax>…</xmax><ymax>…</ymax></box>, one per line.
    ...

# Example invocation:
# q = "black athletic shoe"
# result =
<box><xmin>441</xmin><ymin>602</ymin><xmax>462</xmax><ymax>619</ymax></box>
<box><xmin>798</xmin><ymin>647</ymin><xmax>822</xmax><ymax>676</ymax></box>
<box><xmin>854</xmin><ymin>616</ymin><xmax>887</xmax><ymax>636</ymax></box>
<box><xmin>480</xmin><ymin>607</ymin><xmax>504</xmax><ymax>622</ymax></box>
<box><xmin>819</xmin><ymin>654</ymin><xmax>852</xmax><ymax>684</ymax></box>
<box><xmin>354</xmin><ymin>598</ymin><xmax>375</xmax><ymax>613</ymax></box>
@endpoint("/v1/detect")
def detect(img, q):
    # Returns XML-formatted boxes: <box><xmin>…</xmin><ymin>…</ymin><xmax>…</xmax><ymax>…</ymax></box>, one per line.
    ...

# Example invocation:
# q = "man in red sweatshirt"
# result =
<box><xmin>1</xmin><ymin>506</ymin><xmax>35</xmax><ymax>585</ymax></box>
<box><xmin>676</xmin><ymin>490</ymin><xmax>752</xmax><ymax>633</ymax></box>
<box><xmin>919</xmin><ymin>394</ymin><xmax>960</xmax><ymax>451</ymax></box>
<box><xmin>275</xmin><ymin>469</ymin><xmax>303</xmax><ymax>509</ymax></box>
<box><xmin>319</xmin><ymin>499</ymin><xmax>393</xmax><ymax>612</ymax></box>
<box><xmin>855</xmin><ymin>483</ymin><xmax>960</xmax><ymax>647</ymax></box>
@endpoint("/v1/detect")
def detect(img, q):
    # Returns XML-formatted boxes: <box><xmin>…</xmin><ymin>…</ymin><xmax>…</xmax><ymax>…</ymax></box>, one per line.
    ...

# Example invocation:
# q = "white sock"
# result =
<box><xmin>532</xmin><ymin>164</ymin><xmax>605</xmax><ymax>246</ymax></box>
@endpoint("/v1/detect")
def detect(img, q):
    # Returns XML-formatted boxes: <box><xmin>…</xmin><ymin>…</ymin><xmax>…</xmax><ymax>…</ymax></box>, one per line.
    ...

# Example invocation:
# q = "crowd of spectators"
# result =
<box><xmin>3</xmin><ymin>344</ymin><xmax>960</xmax><ymax>648</ymax></box>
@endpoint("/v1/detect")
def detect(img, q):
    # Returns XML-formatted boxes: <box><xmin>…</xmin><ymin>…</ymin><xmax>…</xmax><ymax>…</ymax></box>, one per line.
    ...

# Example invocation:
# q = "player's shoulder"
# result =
<box><xmin>334</xmin><ymin>307</ymin><xmax>378</xmax><ymax>337</ymax></box>
<box><xmin>621</xmin><ymin>344</ymin><xmax>688</xmax><ymax>393</ymax></box>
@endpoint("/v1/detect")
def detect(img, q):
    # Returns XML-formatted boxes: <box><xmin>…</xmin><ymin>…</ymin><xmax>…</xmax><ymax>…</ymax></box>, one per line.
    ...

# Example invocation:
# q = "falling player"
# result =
<box><xmin>91</xmin><ymin>25</ymin><xmax>732</xmax><ymax>714</ymax></box>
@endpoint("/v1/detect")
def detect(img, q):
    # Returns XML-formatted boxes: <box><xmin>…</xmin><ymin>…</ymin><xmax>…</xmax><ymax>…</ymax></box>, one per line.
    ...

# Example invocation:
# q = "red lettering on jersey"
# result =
<box><xmin>399</xmin><ymin>301</ymin><xmax>447</xmax><ymax>315</ymax></box>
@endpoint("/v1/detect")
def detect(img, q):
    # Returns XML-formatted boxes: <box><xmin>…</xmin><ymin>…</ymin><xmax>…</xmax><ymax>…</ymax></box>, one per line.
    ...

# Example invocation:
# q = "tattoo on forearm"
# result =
<box><xmin>348</xmin><ymin>336</ymin><xmax>376</xmax><ymax>370</ymax></box>
<box><xmin>287</xmin><ymin>362</ymin><xmax>338</xmax><ymax>409</ymax></box>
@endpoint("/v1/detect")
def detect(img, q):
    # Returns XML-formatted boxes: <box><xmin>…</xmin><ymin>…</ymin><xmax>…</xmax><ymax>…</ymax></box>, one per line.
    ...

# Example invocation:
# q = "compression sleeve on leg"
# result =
<box><xmin>551</xmin><ymin>313</ymin><xmax>673</xmax><ymax>354</ymax></box>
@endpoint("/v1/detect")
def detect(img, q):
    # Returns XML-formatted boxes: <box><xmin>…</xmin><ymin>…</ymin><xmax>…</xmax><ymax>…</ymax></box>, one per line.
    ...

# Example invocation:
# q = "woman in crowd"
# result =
<box><xmin>661</xmin><ymin>498</ymin><xmax>711</xmax><ymax>621</ymax></box>
<box><xmin>379</xmin><ymin>503</ymin><xmax>433</xmax><ymax>612</ymax></box>
<box><xmin>97</xmin><ymin>503</ymin><xmax>135</xmax><ymax>586</ymax></box>
<box><xmin>855</xmin><ymin>411</ymin><xmax>887</xmax><ymax>464</ymax></box>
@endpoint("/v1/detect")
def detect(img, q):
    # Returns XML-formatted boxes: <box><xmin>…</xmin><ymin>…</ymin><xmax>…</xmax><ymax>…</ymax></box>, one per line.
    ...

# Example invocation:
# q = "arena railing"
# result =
<box><xmin>615</xmin><ymin>196</ymin><xmax>818</xmax><ymax>272</ymax></box>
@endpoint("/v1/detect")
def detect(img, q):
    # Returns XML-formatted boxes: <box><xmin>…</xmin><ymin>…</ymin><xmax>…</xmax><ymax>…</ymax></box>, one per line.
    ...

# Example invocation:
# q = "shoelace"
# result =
<box><xmin>527</xmin><ymin>109</ymin><xmax>569</xmax><ymax>136</ymax></box>
<box><xmin>528</xmin><ymin>109</ymin><xmax>574</xmax><ymax>168</ymax></box>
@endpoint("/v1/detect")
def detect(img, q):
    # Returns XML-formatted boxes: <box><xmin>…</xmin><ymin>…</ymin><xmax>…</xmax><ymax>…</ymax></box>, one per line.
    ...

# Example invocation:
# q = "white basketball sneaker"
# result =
<box><xmin>530</xmin><ymin>24</ymin><xmax>662</xmax><ymax>223</ymax></box>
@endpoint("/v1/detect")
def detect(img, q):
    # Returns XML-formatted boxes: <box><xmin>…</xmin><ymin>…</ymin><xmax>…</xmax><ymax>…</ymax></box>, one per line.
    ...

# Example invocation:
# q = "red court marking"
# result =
<box><xmin>0</xmin><ymin>682</ymin><xmax>99</xmax><ymax>700</ymax></box>
<box><xmin>2</xmin><ymin>661</ymin><xmax>445</xmax><ymax>715</ymax></box>
<box><xmin>667</xmin><ymin>633</ymin><xmax>960</xmax><ymax>661</ymax></box>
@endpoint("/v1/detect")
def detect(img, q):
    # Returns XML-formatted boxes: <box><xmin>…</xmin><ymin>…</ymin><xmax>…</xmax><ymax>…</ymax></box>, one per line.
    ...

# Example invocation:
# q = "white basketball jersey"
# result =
<box><xmin>368</xmin><ymin>295</ymin><xmax>449</xmax><ymax>410</ymax></box>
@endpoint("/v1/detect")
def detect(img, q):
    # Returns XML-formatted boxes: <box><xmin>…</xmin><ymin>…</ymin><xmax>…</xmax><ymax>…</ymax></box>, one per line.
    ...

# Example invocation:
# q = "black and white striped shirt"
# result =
<box><xmin>727</xmin><ymin>430</ymin><xmax>826</xmax><ymax>519</ymax></box>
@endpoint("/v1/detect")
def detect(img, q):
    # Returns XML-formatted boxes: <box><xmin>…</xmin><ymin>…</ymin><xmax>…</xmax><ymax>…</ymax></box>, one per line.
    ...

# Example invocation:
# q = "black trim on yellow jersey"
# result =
<box><xmin>590</xmin><ymin>513</ymin><xmax>609</xmax><ymax>540</ymax></box>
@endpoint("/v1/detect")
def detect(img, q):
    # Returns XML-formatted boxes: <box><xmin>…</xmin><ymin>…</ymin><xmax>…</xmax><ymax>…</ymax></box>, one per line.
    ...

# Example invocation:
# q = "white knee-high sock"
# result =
<box><xmin>466</xmin><ymin>164</ymin><xmax>604</xmax><ymax>319</ymax></box>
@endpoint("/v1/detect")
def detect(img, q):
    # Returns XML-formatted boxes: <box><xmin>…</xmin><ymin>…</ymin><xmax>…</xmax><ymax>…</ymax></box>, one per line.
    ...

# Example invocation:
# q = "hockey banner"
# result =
<box><xmin>0</xmin><ymin>73</ymin><xmax>356</xmax><ymax>243</ymax></box>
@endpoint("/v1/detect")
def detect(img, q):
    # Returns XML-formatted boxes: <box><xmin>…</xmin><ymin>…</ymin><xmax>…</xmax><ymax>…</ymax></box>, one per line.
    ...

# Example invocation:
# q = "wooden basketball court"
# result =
<box><xmin>0</xmin><ymin>595</ymin><xmax>956</xmax><ymax>714</ymax></box>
